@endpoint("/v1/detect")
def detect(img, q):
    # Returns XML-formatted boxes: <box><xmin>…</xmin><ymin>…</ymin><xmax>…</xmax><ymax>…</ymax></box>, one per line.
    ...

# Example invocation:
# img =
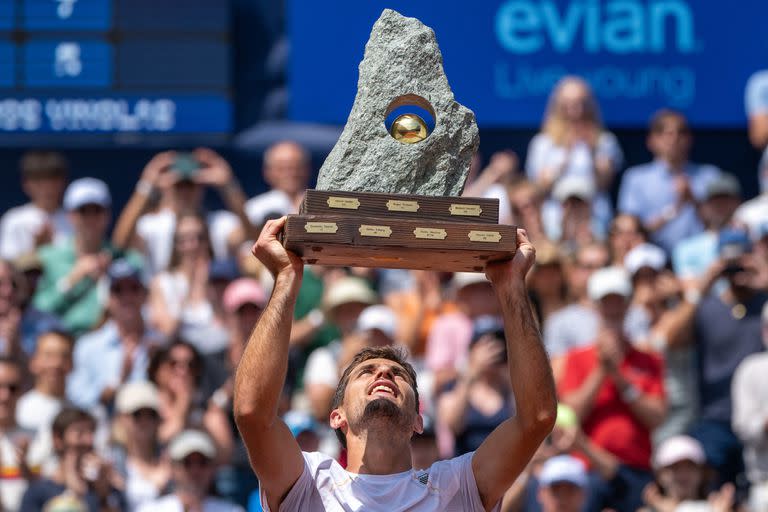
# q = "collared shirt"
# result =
<box><xmin>32</xmin><ymin>239</ymin><xmax>143</xmax><ymax>337</ymax></box>
<box><xmin>66</xmin><ymin>320</ymin><xmax>163</xmax><ymax>410</ymax></box>
<box><xmin>617</xmin><ymin>160</ymin><xmax>722</xmax><ymax>253</ymax></box>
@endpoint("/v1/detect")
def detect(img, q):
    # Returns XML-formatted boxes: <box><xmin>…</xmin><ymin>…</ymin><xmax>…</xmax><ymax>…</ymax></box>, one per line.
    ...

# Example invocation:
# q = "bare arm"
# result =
<box><xmin>233</xmin><ymin>217</ymin><xmax>305</xmax><ymax>512</ymax></box>
<box><xmin>112</xmin><ymin>151</ymin><xmax>175</xmax><ymax>250</ymax></box>
<box><xmin>560</xmin><ymin>365</ymin><xmax>606</xmax><ymax>422</ymax></box>
<box><xmin>473</xmin><ymin>229</ymin><xmax>558</xmax><ymax>512</ymax></box>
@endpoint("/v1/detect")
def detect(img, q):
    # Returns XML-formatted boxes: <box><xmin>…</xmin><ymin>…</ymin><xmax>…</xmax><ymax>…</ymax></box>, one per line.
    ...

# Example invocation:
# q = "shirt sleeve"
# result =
<box><xmin>617</xmin><ymin>168</ymin><xmax>642</xmax><ymax>216</ymax></box>
<box><xmin>557</xmin><ymin>350</ymin><xmax>585</xmax><ymax>397</ymax></box>
<box><xmin>452</xmin><ymin>452</ymin><xmax>501</xmax><ymax>511</ymax></box>
<box><xmin>596</xmin><ymin>132</ymin><xmax>623</xmax><ymax>170</ymax></box>
<box><xmin>66</xmin><ymin>336</ymin><xmax>101</xmax><ymax>409</ymax></box>
<box><xmin>746</xmin><ymin>70</ymin><xmax>768</xmax><ymax>115</ymax></box>
<box><xmin>259</xmin><ymin>455</ymin><xmax>320</xmax><ymax>512</ymax></box>
<box><xmin>524</xmin><ymin>134</ymin><xmax>549</xmax><ymax>181</ymax></box>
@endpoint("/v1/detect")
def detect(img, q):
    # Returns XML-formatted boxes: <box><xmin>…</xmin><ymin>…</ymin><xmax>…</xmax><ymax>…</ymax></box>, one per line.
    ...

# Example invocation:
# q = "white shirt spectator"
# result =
<box><xmin>745</xmin><ymin>70</ymin><xmax>768</xmax><ymax>190</ymax></box>
<box><xmin>0</xmin><ymin>428</ymin><xmax>35</xmax><ymax>511</ymax></box>
<box><xmin>0</xmin><ymin>203</ymin><xmax>71</xmax><ymax>260</ymax></box>
<box><xmin>136</xmin><ymin>209</ymin><xmax>239</xmax><ymax>276</ymax></box>
<box><xmin>245</xmin><ymin>189</ymin><xmax>295</xmax><ymax>227</ymax></box>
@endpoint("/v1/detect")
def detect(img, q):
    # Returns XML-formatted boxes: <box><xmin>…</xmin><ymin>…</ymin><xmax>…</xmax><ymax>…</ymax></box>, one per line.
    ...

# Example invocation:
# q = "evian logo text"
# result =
<box><xmin>495</xmin><ymin>0</ymin><xmax>698</xmax><ymax>54</ymax></box>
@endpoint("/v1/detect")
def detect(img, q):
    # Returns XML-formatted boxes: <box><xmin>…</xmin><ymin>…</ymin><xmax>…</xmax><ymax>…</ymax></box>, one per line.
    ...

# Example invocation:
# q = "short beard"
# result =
<box><xmin>358</xmin><ymin>398</ymin><xmax>411</xmax><ymax>434</ymax></box>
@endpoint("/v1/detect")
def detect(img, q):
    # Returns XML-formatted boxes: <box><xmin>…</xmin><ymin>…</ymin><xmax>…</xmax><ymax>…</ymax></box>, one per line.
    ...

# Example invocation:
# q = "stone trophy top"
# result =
<box><xmin>315</xmin><ymin>9</ymin><xmax>480</xmax><ymax>197</ymax></box>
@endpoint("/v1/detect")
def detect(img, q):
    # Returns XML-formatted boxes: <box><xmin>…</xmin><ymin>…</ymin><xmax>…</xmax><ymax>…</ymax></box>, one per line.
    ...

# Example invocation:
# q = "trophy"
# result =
<box><xmin>282</xmin><ymin>10</ymin><xmax>516</xmax><ymax>272</ymax></box>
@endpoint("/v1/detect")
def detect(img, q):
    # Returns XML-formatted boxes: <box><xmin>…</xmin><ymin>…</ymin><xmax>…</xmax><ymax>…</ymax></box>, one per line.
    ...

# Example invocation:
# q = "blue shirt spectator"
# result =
<box><xmin>618</xmin><ymin>110</ymin><xmax>722</xmax><ymax>254</ymax></box>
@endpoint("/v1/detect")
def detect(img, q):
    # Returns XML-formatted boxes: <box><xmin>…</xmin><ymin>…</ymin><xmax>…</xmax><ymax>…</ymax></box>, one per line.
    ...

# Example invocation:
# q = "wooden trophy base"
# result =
<box><xmin>282</xmin><ymin>190</ymin><xmax>517</xmax><ymax>272</ymax></box>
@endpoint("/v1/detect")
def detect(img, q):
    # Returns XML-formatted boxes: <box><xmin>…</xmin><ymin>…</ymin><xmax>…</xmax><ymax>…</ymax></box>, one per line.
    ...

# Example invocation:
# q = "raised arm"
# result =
<box><xmin>233</xmin><ymin>217</ymin><xmax>305</xmax><ymax>511</ymax></box>
<box><xmin>473</xmin><ymin>229</ymin><xmax>557</xmax><ymax>511</ymax></box>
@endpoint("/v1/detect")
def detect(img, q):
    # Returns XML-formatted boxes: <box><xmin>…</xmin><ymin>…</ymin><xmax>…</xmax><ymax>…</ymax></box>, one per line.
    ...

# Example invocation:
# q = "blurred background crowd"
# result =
<box><xmin>2</xmin><ymin>2</ymin><xmax>768</xmax><ymax>512</ymax></box>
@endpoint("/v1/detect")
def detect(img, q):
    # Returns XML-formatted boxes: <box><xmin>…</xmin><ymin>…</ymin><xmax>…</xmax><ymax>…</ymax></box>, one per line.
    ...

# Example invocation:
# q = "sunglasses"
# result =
<box><xmin>0</xmin><ymin>382</ymin><xmax>20</xmax><ymax>394</ymax></box>
<box><xmin>181</xmin><ymin>454</ymin><xmax>211</xmax><ymax>469</ymax></box>
<box><xmin>131</xmin><ymin>408</ymin><xmax>159</xmax><ymax>421</ymax></box>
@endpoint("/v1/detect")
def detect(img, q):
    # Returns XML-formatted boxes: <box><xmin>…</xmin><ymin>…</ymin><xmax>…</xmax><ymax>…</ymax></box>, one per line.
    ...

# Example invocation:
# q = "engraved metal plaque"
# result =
<box><xmin>359</xmin><ymin>225</ymin><xmax>393</xmax><ymax>237</ymax></box>
<box><xmin>449</xmin><ymin>204</ymin><xmax>482</xmax><ymax>216</ymax></box>
<box><xmin>468</xmin><ymin>230</ymin><xmax>501</xmax><ymax>242</ymax></box>
<box><xmin>327</xmin><ymin>197</ymin><xmax>361</xmax><ymax>210</ymax></box>
<box><xmin>305</xmin><ymin>222</ymin><xmax>339</xmax><ymax>234</ymax></box>
<box><xmin>387</xmin><ymin>199</ymin><xmax>420</xmax><ymax>212</ymax></box>
<box><xmin>413</xmin><ymin>227</ymin><xmax>447</xmax><ymax>240</ymax></box>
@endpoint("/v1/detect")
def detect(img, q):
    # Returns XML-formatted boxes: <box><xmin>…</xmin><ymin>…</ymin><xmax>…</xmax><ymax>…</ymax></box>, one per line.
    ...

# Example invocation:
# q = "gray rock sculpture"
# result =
<box><xmin>315</xmin><ymin>9</ymin><xmax>479</xmax><ymax>197</ymax></box>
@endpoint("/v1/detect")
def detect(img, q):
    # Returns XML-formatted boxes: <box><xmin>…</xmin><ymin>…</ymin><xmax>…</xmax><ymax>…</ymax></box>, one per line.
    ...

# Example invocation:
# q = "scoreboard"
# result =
<box><xmin>0</xmin><ymin>0</ymin><xmax>231</xmax><ymax>143</ymax></box>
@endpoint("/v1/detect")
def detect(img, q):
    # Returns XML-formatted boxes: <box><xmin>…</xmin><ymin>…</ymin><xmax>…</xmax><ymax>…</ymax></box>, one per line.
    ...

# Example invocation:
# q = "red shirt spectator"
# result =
<box><xmin>559</xmin><ymin>343</ymin><xmax>664</xmax><ymax>469</ymax></box>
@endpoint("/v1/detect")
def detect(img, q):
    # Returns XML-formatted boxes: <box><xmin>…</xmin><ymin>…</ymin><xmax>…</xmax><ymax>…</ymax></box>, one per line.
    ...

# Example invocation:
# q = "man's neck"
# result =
<box><xmin>35</xmin><ymin>381</ymin><xmax>66</xmax><ymax>399</ymax></box>
<box><xmin>344</xmin><ymin>432</ymin><xmax>413</xmax><ymax>475</ymax></box>
<box><xmin>75</xmin><ymin>236</ymin><xmax>102</xmax><ymax>255</ymax></box>
<box><xmin>177</xmin><ymin>491</ymin><xmax>205</xmax><ymax>510</ymax></box>
<box><xmin>32</xmin><ymin>201</ymin><xmax>59</xmax><ymax>215</ymax></box>
<box><xmin>116</xmin><ymin>317</ymin><xmax>144</xmax><ymax>339</ymax></box>
<box><xmin>658</xmin><ymin>156</ymin><xmax>688</xmax><ymax>172</ymax></box>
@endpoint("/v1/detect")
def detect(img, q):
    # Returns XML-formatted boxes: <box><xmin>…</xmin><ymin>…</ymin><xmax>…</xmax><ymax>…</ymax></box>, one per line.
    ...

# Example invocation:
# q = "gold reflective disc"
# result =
<box><xmin>390</xmin><ymin>114</ymin><xmax>428</xmax><ymax>144</ymax></box>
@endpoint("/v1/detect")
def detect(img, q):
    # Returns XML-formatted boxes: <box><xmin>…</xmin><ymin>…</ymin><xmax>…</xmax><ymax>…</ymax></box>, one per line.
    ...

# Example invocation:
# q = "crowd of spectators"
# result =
<box><xmin>1</xmin><ymin>74</ymin><xmax>768</xmax><ymax>511</ymax></box>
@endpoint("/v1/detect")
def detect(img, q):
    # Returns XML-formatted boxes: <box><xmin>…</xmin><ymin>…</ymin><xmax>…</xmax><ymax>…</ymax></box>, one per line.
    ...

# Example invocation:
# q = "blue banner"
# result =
<box><xmin>22</xmin><ymin>0</ymin><xmax>112</xmax><ymax>31</ymax></box>
<box><xmin>289</xmin><ymin>0</ymin><xmax>768</xmax><ymax>127</ymax></box>
<box><xmin>0</xmin><ymin>95</ymin><xmax>231</xmax><ymax>133</ymax></box>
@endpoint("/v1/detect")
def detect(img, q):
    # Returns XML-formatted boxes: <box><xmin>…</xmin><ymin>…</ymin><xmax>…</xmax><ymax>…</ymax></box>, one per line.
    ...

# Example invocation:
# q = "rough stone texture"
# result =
<box><xmin>315</xmin><ymin>9</ymin><xmax>479</xmax><ymax>196</ymax></box>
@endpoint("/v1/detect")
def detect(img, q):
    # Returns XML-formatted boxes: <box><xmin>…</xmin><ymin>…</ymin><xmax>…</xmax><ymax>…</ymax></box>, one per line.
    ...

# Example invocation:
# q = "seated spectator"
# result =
<box><xmin>245</xmin><ymin>141</ymin><xmax>311</xmax><ymax>227</ymax></box>
<box><xmin>437</xmin><ymin>318</ymin><xmax>515</xmax><ymax>456</ymax></box>
<box><xmin>526</xmin><ymin>76</ymin><xmax>622</xmax><ymax>230</ymax></box>
<box><xmin>731</xmin><ymin>302</ymin><xmax>768</xmax><ymax>511</ymax></box>
<box><xmin>112</xmin><ymin>381</ymin><xmax>171</xmax><ymax>510</ymax></box>
<box><xmin>543</xmin><ymin>174</ymin><xmax>607</xmax><ymax>250</ymax></box>
<box><xmin>528</xmin><ymin>242</ymin><xmax>568</xmax><ymax>326</ymax></box>
<box><xmin>148</xmin><ymin>213</ymin><xmax>231</xmax><ymax>357</ymax></box>
<box><xmin>559</xmin><ymin>267</ymin><xmax>666</xmax><ymax>511</ymax></box>
<box><xmin>148</xmin><ymin>341</ymin><xmax>233</xmax><ymax>463</ymax></box>
<box><xmin>676</xmin><ymin>229</ymin><xmax>767</xmax><ymax>485</ymax></box>
<box><xmin>113</xmin><ymin>149</ymin><xmax>252</xmax><ymax>276</ymax></box>
<box><xmin>17</xmin><ymin>330</ymin><xmax>72</xmax><ymax>433</ymax></box>
<box><xmin>608</xmin><ymin>213</ymin><xmax>646</xmax><ymax>267</ymax></box>
<box><xmin>67</xmin><ymin>259</ymin><xmax>163</xmax><ymax>411</ymax></box>
<box><xmin>618</xmin><ymin>109</ymin><xmax>722</xmax><ymax>253</ymax></box>
<box><xmin>137</xmin><ymin>429</ymin><xmax>244</xmax><ymax>512</ymax></box>
<box><xmin>640</xmin><ymin>435</ymin><xmax>734</xmax><ymax>512</ymax></box>
<box><xmin>509</xmin><ymin>180</ymin><xmax>549</xmax><ymax>243</ymax></box>
<box><xmin>673</xmin><ymin>173</ymin><xmax>742</xmax><ymax>286</ymax></box>
<box><xmin>0</xmin><ymin>151</ymin><xmax>71</xmax><ymax>260</ymax></box>
<box><xmin>17</xmin><ymin>330</ymin><xmax>73</xmax><ymax>476</ymax></box>
<box><xmin>536</xmin><ymin>455</ymin><xmax>588</xmax><ymax>512</ymax></box>
<box><xmin>0</xmin><ymin>357</ymin><xmax>33</xmax><ymax>511</ymax></box>
<box><xmin>33</xmin><ymin>178</ymin><xmax>142</xmax><ymax>336</ymax></box>
<box><xmin>20</xmin><ymin>407</ymin><xmax>125</xmax><ymax>512</ymax></box>
<box><xmin>462</xmin><ymin>150</ymin><xmax>518</xmax><ymax>224</ymax></box>
<box><xmin>425</xmin><ymin>272</ymin><xmax>501</xmax><ymax>392</ymax></box>
<box><xmin>8</xmin><ymin>255</ymin><xmax>65</xmax><ymax>356</ymax></box>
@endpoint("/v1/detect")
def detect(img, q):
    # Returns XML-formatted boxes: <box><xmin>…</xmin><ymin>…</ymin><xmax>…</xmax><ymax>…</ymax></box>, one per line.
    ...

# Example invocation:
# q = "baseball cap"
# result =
<box><xmin>653</xmin><ymin>435</ymin><xmax>706</xmax><ymax>469</ymax></box>
<box><xmin>63</xmin><ymin>177</ymin><xmax>111</xmax><ymax>211</ymax></box>
<box><xmin>13</xmin><ymin>252</ymin><xmax>42</xmax><ymax>273</ymax></box>
<box><xmin>704</xmin><ymin>173</ymin><xmax>741</xmax><ymax>200</ymax></box>
<box><xmin>552</xmin><ymin>175</ymin><xmax>595</xmax><ymax>203</ymax></box>
<box><xmin>223</xmin><ymin>278</ymin><xmax>267</xmax><ymax>313</ymax></box>
<box><xmin>322</xmin><ymin>277</ymin><xmax>378</xmax><ymax>311</ymax></box>
<box><xmin>355</xmin><ymin>304</ymin><xmax>398</xmax><ymax>340</ymax></box>
<box><xmin>283</xmin><ymin>410</ymin><xmax>319</xmax><ymax>438</ymax></box>
<box><xmin>587</xmin><ymin>266</ymin><xmax>632</xmax><ymax>301</ymax></box>
<box><xmin>107</xmin><ymin>259</ymin><xmax>144</xmax><ymax>286</ymax></box>
<box><xmin>717</xmin><ymin>228</ymin><xmax>751</xmax><ymax>259</ymax></box>
<box><xmin>624</xmin><ymin>243</ymin><xmax>667</xmax><ymax>276</ymax></box>
<box><xmin>539</xmin><ymin>455</ymin><xmax>588</xmax><ymax>488</ymax></box>
<box><xmin>115</xmin><ymin>381</ymin><xmax>160</xmax><ymax>414</ymax></box>
<box><xmin>169</xmin><ymin>430</ymin><xmax>216</xmax><ymax>461</ymax></box>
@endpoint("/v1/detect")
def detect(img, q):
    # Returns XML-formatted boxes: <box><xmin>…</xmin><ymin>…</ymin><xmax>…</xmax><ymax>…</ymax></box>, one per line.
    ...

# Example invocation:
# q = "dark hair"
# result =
<box><xmin>35</xmin><ymin>329</ymin><xmax>75</xmax><ymax>351</ymax></box>
<box><xmin>52</xmin><ymin>407</ymin><xmax>95</xmax><ymax>439</ymax></box>
<box><xmin>148</xmin><ymin>339</ymin><xmax>204</xmax><ymax>386</ymax></box>
<box><xmin>20</xmin><ymin>151</ymin><xmax>69</xmax><ymax>180</ymax></box>
<box><xmin>649</xmin><ymin>109</ymin><xmax>689</xmax><ymax>134</ymax></box>
<box><xmin>330</xmin><ymin>346</ymin><xmax>419</xmax><ymax>448</ymax></box>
